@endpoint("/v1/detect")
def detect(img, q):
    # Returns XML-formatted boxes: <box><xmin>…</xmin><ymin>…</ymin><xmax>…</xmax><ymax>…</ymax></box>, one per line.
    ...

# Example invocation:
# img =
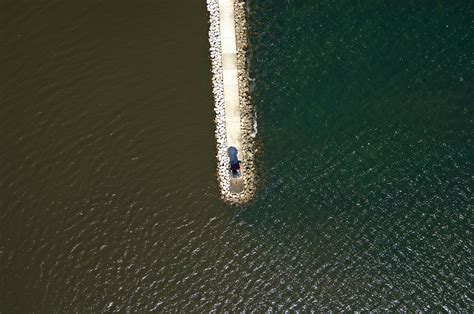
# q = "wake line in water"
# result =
<box><xmin>251</xmin><ymin>111</ymin><xmax>257</xmax><ymax>138</ymax></box>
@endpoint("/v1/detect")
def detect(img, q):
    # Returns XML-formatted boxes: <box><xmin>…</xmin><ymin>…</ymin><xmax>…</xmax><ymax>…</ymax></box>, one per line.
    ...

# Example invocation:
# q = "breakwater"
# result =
<box><xmin>207</xmin><ymin>0</ymin><xmax>256</xmax><ymax>204</ymax></box>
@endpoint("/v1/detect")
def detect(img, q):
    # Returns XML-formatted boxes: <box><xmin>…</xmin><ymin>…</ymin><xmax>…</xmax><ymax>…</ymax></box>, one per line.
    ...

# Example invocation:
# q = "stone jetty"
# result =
<box><xmin>207</xmin><ymin>0</ymin><xmax>256</xmax><ymax>204</ymax></box>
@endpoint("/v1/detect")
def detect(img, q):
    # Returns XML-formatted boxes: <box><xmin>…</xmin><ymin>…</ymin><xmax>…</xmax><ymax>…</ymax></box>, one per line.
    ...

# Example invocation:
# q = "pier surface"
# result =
<box><xmin>218</xmin><ymin>0</ymin><xmax>244</xmax><ymax>193</ymax></box>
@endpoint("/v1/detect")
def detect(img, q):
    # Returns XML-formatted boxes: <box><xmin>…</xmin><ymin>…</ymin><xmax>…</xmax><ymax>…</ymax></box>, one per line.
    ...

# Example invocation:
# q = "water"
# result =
<box><xmin>245</xmin><ymin>0</ymin><xmax>473</xmax><ymax>309</ymax></box>
<box><xmin>1</xmin><ymin>0</ymin><xmax>472</xmax><ymax>311</ymax></box>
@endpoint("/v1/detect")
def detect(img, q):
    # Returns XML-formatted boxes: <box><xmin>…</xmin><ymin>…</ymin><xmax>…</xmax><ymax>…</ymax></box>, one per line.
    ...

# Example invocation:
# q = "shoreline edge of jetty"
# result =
<box><xmin>207</xmin><ymin>0</ymin><xmax>257</xmax><ymax>204</ymax></box>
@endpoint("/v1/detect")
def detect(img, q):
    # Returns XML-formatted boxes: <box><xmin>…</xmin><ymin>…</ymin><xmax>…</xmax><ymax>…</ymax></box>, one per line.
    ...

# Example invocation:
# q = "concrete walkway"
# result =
<box><xmin>218</xmin><ymin>0</ymin><xmax>244</xmax><ymax>193</ymax></box>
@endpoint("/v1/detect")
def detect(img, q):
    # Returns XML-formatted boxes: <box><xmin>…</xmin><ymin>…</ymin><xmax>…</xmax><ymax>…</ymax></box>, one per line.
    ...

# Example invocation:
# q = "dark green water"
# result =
<box><xmin>244</xmin><ymin>0</ymin><xmax>473</xmax><ymax>309</ymax></box>
<box><xmin>0</xmin><ymin>0</ymin><xmax>472</xmax><ymax>311</ymax></box>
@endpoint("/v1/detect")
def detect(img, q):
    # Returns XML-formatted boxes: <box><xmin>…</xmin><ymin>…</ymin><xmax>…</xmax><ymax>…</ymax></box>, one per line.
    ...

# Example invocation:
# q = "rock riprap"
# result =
<box><xmin>207</xmin><ymin>0</ymin><xmax>256</xmax><ymax>204</ymax></box>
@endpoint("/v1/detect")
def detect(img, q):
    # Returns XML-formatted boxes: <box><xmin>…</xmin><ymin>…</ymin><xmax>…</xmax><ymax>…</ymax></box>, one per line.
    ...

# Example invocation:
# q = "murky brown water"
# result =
<box><xmin>1</xmin><ymin>1</ymin><xmax>230</xmax><ymax>311</ymax></box>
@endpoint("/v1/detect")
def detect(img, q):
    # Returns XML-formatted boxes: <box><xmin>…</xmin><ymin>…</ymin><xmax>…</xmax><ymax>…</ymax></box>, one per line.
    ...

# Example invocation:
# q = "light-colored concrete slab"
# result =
<box><xmin>222</xmin><ymin>53</ymin><xmax>238</xmax><ymax>69</ymax></box>
<box><xmin>218</xmin><ymin>0</ymin><xmax>244</xmax><ymax>193</ymax></box>
<box><xmin>223</xmin><ymin>69</ymin><xmax>239</xmax><ymax>85</ymax></box>
<box><xmin>219</xmin><ymin>4</ymin><xmax>234</xmax><ymax>21</ymax></box>
<box><xmin>220</xmin><ymin>20</ymin><xmax>236</xmax><ymax>38</ymax></box>
<box><xmin>223</xmin><ymin>83</ymin><xmax>239</xmax><ymax>101</ymax></box>
<box><xmin>229</xmin><ymin>178</ymin><xmax>244</xmax><ymax>193</ymax></box>
<box><xmin>220</xmin><ymin>38</ymin><xmax>236</xmax><ymax>53</ymax></box>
